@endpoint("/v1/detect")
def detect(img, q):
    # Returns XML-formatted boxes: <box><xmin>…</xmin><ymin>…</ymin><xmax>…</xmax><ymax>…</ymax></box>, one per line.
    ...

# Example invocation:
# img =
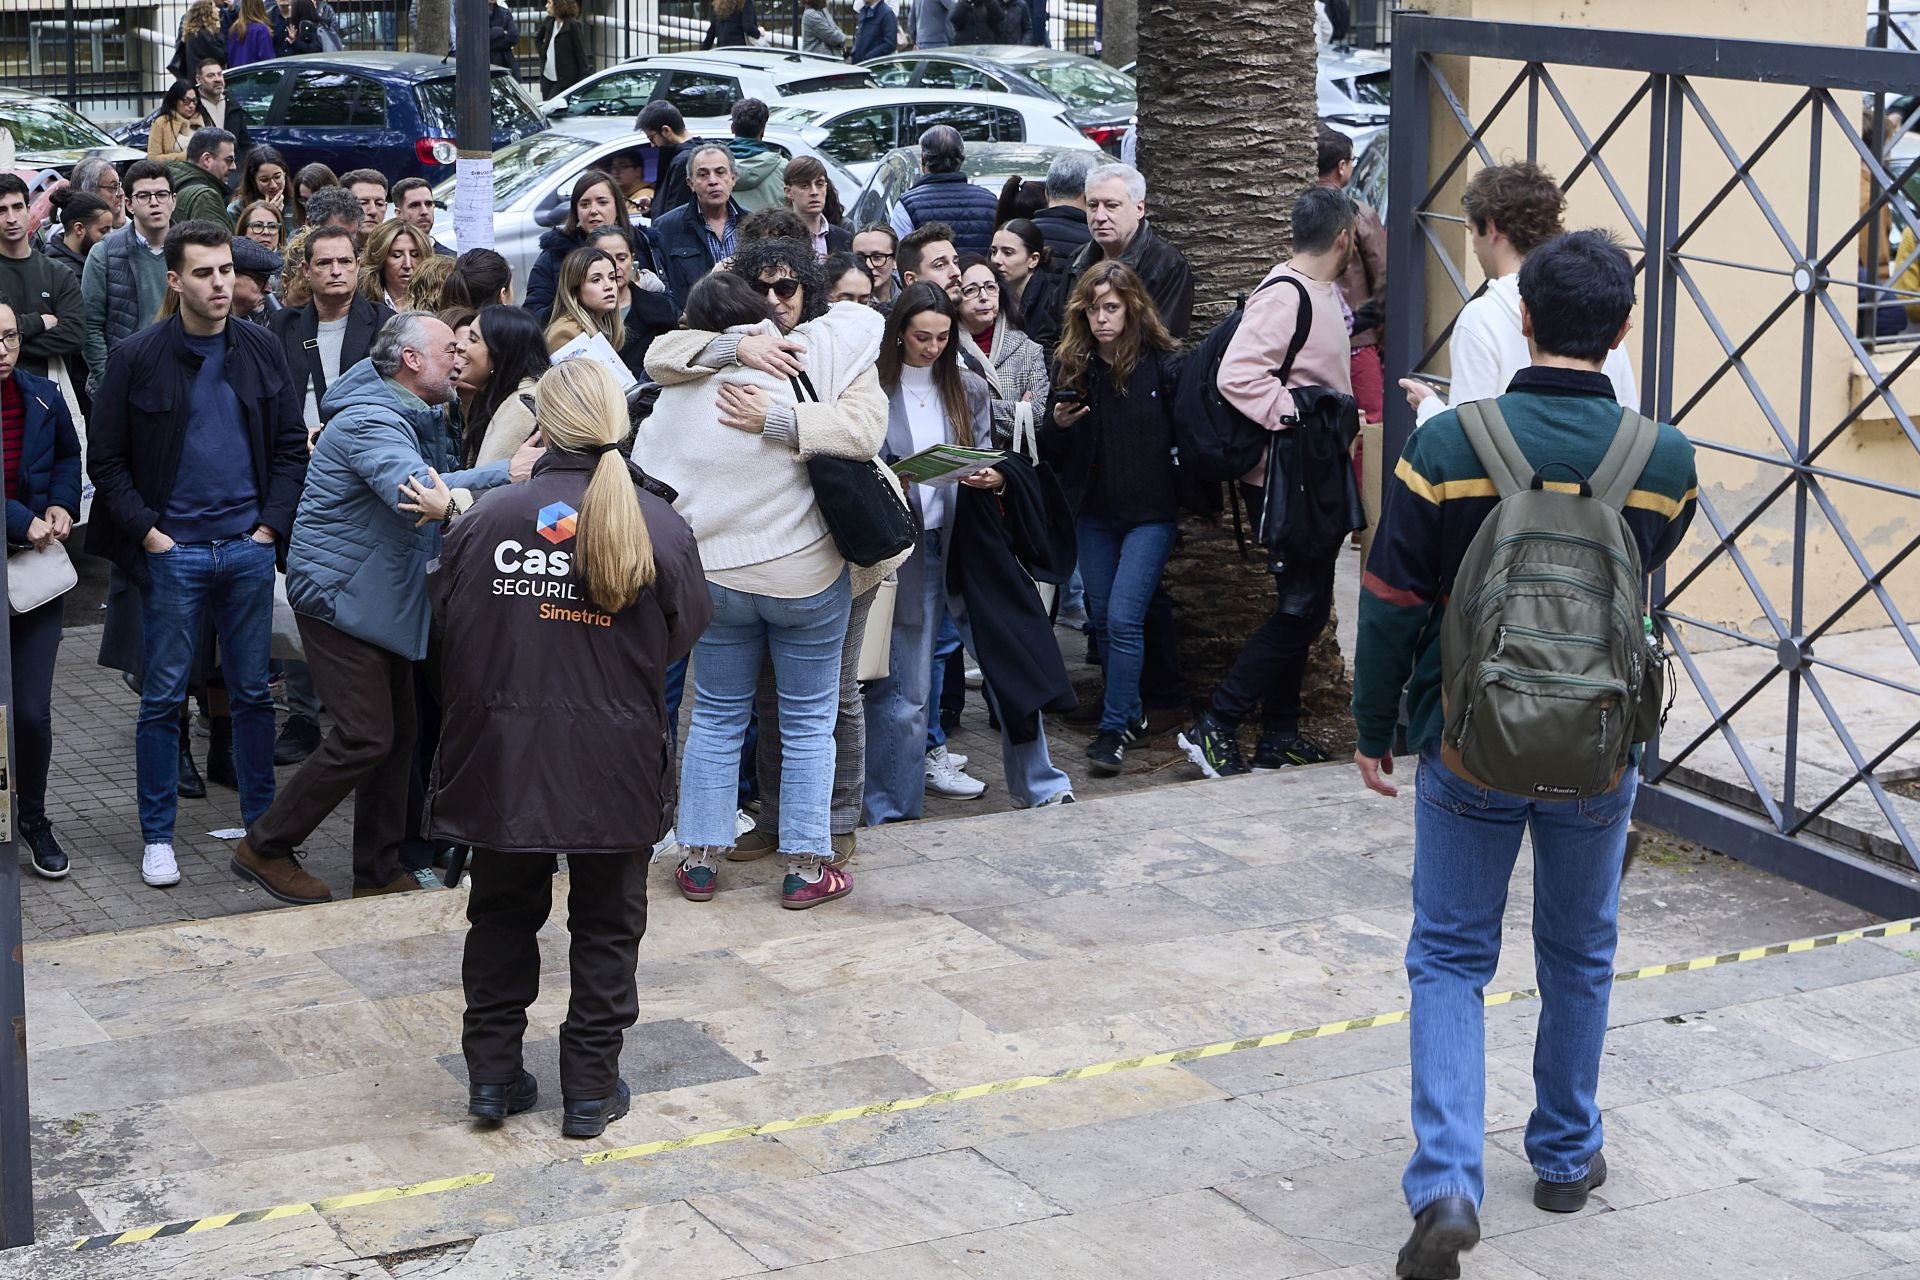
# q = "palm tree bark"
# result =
<box><xmin>1135</xmin><ymin>0</ymin><xmax>1318</xmax><ymax>323</ymax></box>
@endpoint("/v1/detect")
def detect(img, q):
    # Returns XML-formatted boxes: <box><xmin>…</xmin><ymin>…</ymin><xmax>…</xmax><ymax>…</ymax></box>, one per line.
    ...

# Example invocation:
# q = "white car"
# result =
<box><xmin>540</xmin><ymin>50</ymin><xmax>875</xmax><ymax>122</ymax></box>
<box><xmin>849</xmin><ymin>142</ymin><xmax>1093</xmax><ymax>233</ymax></box>
<box><xmin>756</xmin><ymin>87</ymin><xmax>1100</xmax><ymax>182</ymax></box>
<box><xmin>431</xmin><ymin>119</ymin><xmax>861</xmax><ymax>300</ymax></box>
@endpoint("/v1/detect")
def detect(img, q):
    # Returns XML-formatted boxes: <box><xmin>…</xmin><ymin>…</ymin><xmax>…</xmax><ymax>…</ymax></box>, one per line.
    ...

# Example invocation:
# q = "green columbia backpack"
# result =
<box><xmin>1439</xmin><ymin>401</ymin><xmax>1668</xmax><ymax>800</ymax></box>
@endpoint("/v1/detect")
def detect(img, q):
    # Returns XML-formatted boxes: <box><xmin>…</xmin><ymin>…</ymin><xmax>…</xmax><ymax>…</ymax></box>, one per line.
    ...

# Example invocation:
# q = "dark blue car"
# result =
<box><xmin>114</xmin><ymin>52</ymin><xmax>545</xmax><ymax>185</ymax></box>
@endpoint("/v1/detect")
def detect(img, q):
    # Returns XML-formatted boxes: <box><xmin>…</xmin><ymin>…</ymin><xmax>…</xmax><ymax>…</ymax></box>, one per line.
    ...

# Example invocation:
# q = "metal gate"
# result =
<box><xmin>1384</xmin><ymin>14</ymin><xmax>1920</xmax><ymax>915</ymax></box>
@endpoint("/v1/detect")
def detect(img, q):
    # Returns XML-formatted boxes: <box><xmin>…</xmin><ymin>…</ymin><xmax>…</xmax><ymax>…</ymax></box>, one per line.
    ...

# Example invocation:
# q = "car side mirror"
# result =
<box><xmin>547</xmin><ymin>101</ymin><xmax>569</xmax><ymax>119</ymax></box>
<box><xmin>534</xmin><ymin>192</ymin><xmax>566</xmax><ymax>228</ymax></box>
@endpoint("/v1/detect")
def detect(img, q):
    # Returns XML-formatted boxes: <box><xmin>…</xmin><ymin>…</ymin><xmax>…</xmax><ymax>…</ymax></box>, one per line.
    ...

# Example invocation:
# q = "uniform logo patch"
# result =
<box><xmin>535</xmin><ymin>502</ymin><xmax>578</xmax><ymax>545</ymax></box>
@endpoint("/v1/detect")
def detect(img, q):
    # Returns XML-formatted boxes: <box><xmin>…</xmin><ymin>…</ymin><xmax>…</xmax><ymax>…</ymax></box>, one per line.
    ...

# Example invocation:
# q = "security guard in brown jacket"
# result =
<box><xmin>429</xmin><ymin>359</ymin><xmax>710</xmax><ymax>1138</ymax></box>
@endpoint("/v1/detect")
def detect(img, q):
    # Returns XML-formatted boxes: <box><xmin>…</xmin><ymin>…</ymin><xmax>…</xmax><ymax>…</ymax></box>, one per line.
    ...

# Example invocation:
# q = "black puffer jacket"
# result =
<box><xmin>950</xmin><ymin>0</ymin><xmax>1030</xmax><ymax>43</ymax></box>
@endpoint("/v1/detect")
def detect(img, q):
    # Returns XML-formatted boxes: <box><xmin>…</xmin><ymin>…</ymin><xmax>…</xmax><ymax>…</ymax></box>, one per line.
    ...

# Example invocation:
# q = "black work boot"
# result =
<box><xmin>1396</xmin><ymin>1196</ymin><xmax>1480</xmax><ymax>1279</ymax></box>
<box><xmin>177</xmin><ymin>716</ymin><xmax>206</xmax><ymax>799</ymax></box>
<box><xmin>206</xmin><ymin>715</ymin><xmax>237</xmax><ymax>789</ymax></box>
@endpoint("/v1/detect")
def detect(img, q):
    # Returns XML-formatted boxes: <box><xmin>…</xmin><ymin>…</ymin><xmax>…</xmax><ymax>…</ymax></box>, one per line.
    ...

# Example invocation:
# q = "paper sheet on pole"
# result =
<box><xmin>453</xmin><ymin>157</ymin><xmax>494</xmax><ymax>251</ymax></box>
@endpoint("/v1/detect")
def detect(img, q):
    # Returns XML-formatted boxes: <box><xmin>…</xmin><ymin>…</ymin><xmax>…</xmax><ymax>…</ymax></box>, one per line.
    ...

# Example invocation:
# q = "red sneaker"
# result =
<box><xmin>780</xmin><ymin>859</ymin><xmax>851</xmax><ymax>910</ymax></box>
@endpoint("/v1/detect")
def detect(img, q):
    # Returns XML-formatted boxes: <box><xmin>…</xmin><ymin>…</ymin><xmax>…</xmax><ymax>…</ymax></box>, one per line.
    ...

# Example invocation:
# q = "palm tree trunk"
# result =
<box><xmin>1135</xmin><ymin>0</ymin><xmax>1318</xmax><ymax>323</ymax></box>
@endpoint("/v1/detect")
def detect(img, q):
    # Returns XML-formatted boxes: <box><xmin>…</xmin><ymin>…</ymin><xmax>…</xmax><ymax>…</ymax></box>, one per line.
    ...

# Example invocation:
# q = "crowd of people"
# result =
<box><xmin>0</xmin><ymin>31</ymin><xmax>1702</xmax><ymax>1226</ymax></box>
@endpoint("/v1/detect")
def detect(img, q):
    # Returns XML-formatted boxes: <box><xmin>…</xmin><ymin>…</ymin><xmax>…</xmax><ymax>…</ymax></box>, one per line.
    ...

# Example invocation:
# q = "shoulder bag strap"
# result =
<box><xmin>790</xmin><ymin>370</ymin><xmax>821</xmax><ymax>403</ymax></box>
<box><xmin>1588</xmin><ymin>408</ymin><xmax>1662</xmax><ymax>512</ymax></box>
<box><xmin>1455</xmin><ymin>399</ymin><xmax>1532</xmax><ymax>499</ymax></box>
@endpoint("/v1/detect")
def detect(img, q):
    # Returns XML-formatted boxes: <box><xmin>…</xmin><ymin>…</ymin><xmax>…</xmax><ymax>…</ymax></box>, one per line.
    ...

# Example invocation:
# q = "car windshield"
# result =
<box><xmin>1021</xmin><ymin>59</ymin><xmax>1137</xmax><ymax>109</ymax></box>
<box><xmin>783</xmin><ymin>72</ymin><xmax>876</xmax><ymax>95</ymax></box>
<box><xmin>1350</xmin><ymin>71</ymin><xmax>1390</xmax><ymax>107</ymax></box>
<box><xmin>433</xmin><ymin>131</ymin><xmax>598</xmax><ymax>211</ymax></box>
<box><xmin>414</xmin><ymin>73</ymin><xmax>543</xmax><ymax>136</ymax></box>
<box><xmin>0</xmin><ymin>98</ymin><xmax>117</xmax><ymax>154</ymax></box>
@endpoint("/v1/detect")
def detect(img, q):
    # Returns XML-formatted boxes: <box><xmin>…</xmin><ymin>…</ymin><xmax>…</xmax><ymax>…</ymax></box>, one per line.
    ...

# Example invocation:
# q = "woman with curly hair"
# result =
<box><xmin>358</xmin><ymin>220</ymin><xmax>432</xmax><ymax>310</ymax></box>
<box><xmin>171</xmin><ymin>1</ymin><xmax>225</xmax><ymax>82</ymax></box>
<box><xmin>1044</xmin><ymin>259</ymin><xmax>1184</xmax><ymax>778</ymax></box>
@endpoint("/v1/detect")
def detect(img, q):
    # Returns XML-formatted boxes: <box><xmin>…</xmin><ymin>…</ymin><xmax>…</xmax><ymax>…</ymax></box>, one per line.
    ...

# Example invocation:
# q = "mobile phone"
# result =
<box><xmin>1051</xmin><ymin>387</ymin><xmax>1082</xmax><ymax>407</ymax></box>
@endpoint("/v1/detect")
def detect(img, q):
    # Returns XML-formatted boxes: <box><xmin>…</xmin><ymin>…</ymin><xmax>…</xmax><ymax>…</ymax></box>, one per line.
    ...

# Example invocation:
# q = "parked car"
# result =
<box><xmin>112</xmin><ymin>53</ymin><xmax>545</xmax><ymax>185</ymax></box>
<box><xmin>0</xmin><ymin>87</ymin><xmax>142</xmax><ymax>175</ymax></box>
<box><xmin>542</xmin><ymin>50</ymin><xmax>875</xmax><ymax>121</ymax></box>
<box><xmin>864</xmin><ymin>46</ymin><xmax>1136</xmax><ymax>152</ymax></box>
<box><xmin>849</xmin><ymin>141</ymin><xmax>1092</xmax><ymax>232</ymax></box>
<box><xmin>1318</xmin><ymin>47</ymin><xmax>1392</xmax><ymax>136</ymax></box>
<box><xmin>760</xmin><ymin>87</ymin><xmax>1098</xmax><ymax>181</ymax></box>
<box><xmin>429</xmin><ymin>119</ymin><xmax>859</xmax><ymax>300</ymax></box>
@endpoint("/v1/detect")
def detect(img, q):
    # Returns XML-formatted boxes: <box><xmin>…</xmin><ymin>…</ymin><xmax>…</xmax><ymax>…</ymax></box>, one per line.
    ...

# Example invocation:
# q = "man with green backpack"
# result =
<box><xmin>1352</xmin><ymin>230</ymin><xmax>1697</xmax><ymax>1278</ymax></box>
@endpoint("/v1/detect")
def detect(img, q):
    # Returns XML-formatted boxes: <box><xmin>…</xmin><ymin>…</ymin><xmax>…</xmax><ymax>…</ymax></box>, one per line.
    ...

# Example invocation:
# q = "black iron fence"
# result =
<box><xmin>0</xmin><ymin>0</ymin><xmax>1100</xmax><ymax>123</ymax></box>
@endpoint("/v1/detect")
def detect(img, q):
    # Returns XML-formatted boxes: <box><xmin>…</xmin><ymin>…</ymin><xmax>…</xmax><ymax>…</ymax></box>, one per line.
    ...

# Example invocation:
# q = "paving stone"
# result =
<box><xmin>78</xmin><ymin>1142</ymin><xmax>396</xmax><ymax>1233</ymax></box>
<box><xmin>166</xmin><ymin>1061</ymin><xmax>471</xmax><ymax>1163</ymax></box>
<box><xmin>1507</xmin><ymin>1086</ymin><xmax>1866</xmax><ymax>1208</ymax></box>
<box><xmin>0</xmin><ymin>1215</ymin><xmax>361</xmax><ymax>1280</ymax></box>
<box><xmin>1733</xmin><ymin>1047</ymin><xmax>1920</xmax><ymax>1154</ymax></box>
<box><xmin>1694</xmin><ymin>968</ymin><xmax>1920</xmax><ymax>1062</ymax></box>
<box><xmin>971</xmin><ymin>830</ymin><xmax>1251</xmax><ymax>897</ymax></box>
<box><xmin>1493</xmin><ymin>1182</ymin><xmax>1897</xmax><ymax>1280</ymax></box>
<box><xmin>926</xmin><ymin>1187</ymin><xmax>1337</xmax><ymax>1278</ymax></box>
<box><xmin>952</xmin><ymin>885</ymin><xmax>1239</xmax><ymax>961</ymax></box>
<box><xmin>734</xmin><ymin>1242</ymin><xmax>975</xmax><ymax>1279</ymax></box>
<box><xmin>975</xmin><ymin>1097</ymin><xmax>1334</xmax><ymax>1212</ymax></box>
<box><xmin>692</xmin><ymin>979</ymin><xmax>983</xmax><ymax>1074</ymax></box>
<box><xmin>1238</xmin><ymin>1057</ymin><xmax>1540</xmax><ymax>1161</ymax></box>
<box><xmin>1760</xmin><ymin>1146</ymin><xmax>1920</xmax><ymax>1263</ymax></box>
<box><xmin>1602</xmin><ymin>936</ymin><xmax>1920</xmax><ymax>1029</ymax></box>
<box><xmin>1586</xmin><ymin>1007</ymin><xmax>1831</xmax><ymax>1105</ymax></box>
<box><xmin>256</xmin><ymin>990</ymin><xmax>469</xmax><ymax>1078</ymax></box>
<box><xmin>325</xmin><ymin>1136</ymin><xmax>819</xmax><ymax>1258</ymax></box>
<box><xmin>30</xmin><ymin>1023</ymin><xmax>294</xmax><ymax>1118</ymax></box>
<box><xmin>690</xmin><ymin>1149</ymin><xmax>1060</xmax><ymax>1270</ymax></box>
<box><xmin>447</xmin><ymin>1199</ymin><xmax>767</xmax><ymax>1279</ymax></box>
<box><xmin>730</xmin><ymin>916</ymin><xmax>1026</xmax><ymax>991</ymax></box>
<box><xmin>435</xmin><ymin>1017</ymin><xmax>759</xmax><ymax>1111</ymax></box>
<box><xmin>25</xmin><ymin>986</ymin><xmax>109</xmax><ymax>1052</ymax></box>
<box><xmin>772</xmin><ymin>1065</ymin><xmax>1225</xmax><ymax>1173</ymax></box>
<box><xmin>31</xmin><ymin>1102</ymin><xmax>220</xmax><ymax>1192</ymax></box>
<box><xmin>650</xmin><ymin>1052</ymin><xmax>936</xmax><ymax>1135</ymax></box>
<box><xmin>887</xmin><ymin>1012</ymin><xmax>1174</xmax><ymax>1090</ymax></box>
<box><xmin>1160</xmin><ymin>852</ymin><xmax>1412</xmax><ymax>928</ymax></box>
<box><xmin>819</xmin><ymin>857</ymin><xmax>1045</xmax><ymax>916</ymax></box>
<box><xmin>66</xmin><ymin>950</ymin><xmax>365</xmax><ymax>1039</ymax></box>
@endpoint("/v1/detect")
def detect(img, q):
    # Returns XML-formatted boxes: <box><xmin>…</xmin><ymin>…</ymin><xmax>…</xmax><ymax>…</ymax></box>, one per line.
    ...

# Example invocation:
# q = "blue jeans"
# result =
<box><xmin>135</xmin><ymin>538</ymin><xmax>278</xmax><ymax>844</ymax></box>
<box><xmin>666</xmin><ymin>654</ymin><xmax>757</xmax><ymax>806</ymax></box>
<box><xmin>1075</xmin><ymin>517</ymin><xmax>1176</xmax><ymax>733</ymax></box>
<box><xmin>678</xmin><ymin>571</ymin><xmax>850</xmax><ymax>857</ymax></box>
<box><xmin>1403</xmin><ymin>747</ymin><xmax>1638</xmax><ymax>1216</ymax></box>
<box><xmin>863</xmin><ymin>528</ymin><xmax>1070</xmax><ymax>822</ymax></box>
<box><xmin>926</xmin><ymin>613</ymin><xmax>962</xmax><ymax>750</ymax></box>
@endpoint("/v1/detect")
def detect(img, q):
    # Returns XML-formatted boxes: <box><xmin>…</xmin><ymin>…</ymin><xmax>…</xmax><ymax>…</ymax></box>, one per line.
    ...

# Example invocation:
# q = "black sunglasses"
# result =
<box><xmin>758</xmin><ymin>277</ymin><xmax>802</xmax><ymax>300</ymax></box>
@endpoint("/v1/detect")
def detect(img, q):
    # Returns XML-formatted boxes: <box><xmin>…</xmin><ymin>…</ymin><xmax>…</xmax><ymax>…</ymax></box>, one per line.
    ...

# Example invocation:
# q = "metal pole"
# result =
<box><xmin>452</xmin><ymin>0</ymin><xmax>495</xmax><ymax>252</ymax></box>
<box><xmin>0</xmin><ymin>548</ymin><xmax>33</xmax><ymax>1249</ymax></box>
<box><xmin>64</xmin><ymin>0</ymin><xmax>78</xmax><ymax>104</ymax></box>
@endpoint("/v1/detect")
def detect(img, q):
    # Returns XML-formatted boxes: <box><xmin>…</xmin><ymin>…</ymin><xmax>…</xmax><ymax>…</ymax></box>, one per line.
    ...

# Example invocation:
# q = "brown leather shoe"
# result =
<box><xmin>352</xmin><ymin>873</ymin><xmax>425</xmax><ymax>898</ymax></box>
<box><xmin>726</xmin><ymin>829</ymin><xmax>779</xmax><ymax>862</ymax></box>
<box><xmin>231</xmin><ymin>839</ymin><xmax>333</xmax><ymax>906</ymax></box>
<box><xmin>829</xmin><ymin>832</ymin><xmax>855</xmax><ymax>869</ymax></box>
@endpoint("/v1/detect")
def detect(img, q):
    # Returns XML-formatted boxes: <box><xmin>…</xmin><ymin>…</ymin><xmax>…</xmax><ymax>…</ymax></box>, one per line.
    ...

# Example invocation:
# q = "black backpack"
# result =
<box><xmin>1254</xmin><ymin>278</ymin><xmax>1364</xmax><ymax>562</ymax></box>
<box><xmin>1172</xmin><ymin>275</ymin><xmax>1285</xmax><ymax>482</ymax></box>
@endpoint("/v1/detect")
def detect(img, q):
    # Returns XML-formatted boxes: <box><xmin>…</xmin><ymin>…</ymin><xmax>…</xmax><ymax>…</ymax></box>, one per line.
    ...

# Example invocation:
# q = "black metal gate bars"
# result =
<box><xmin>1385</xmin><ymin>14</ymin><xmax>1920</xmax><ymax>915</ymax></box>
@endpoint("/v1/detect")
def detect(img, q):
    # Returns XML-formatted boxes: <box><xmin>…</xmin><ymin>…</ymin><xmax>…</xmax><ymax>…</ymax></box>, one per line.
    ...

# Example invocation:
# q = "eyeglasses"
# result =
<box><xmin>859</xmin><ymin>251</ymin><xmax>894</xmax><ymax>265</ymax></box>
<box><xmin>758</xmin><ymin>278</ymin><xmax>802</xmax><ymax>300</ymax></box>
<box><xmin>244</xmin><ymin>221</ymin><xmax>279</xmax><ymax>233</ymax></box>
<box><xmin>0</xmin><ymin>332</ymin><xmax>19</xmax><ymax>350</ymax></box>
<box><xmin>959</xmin><ymin>282</ymin><xmax>999</xmax><ymax>301</ymax></box>
<box><xmin>131</xmin><ymin>190</ymin><xmax>173</xmax><ymax>204</ymax></box>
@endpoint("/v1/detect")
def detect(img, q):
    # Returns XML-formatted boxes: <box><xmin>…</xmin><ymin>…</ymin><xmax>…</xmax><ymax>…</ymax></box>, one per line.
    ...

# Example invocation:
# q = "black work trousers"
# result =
<box><xmin>1208</xmin><ymin>485</ymin><xmax>1338</xmax><ymax>734</ymax></box>
<box><xmin>461</xmin><ymin>847</ymin><xmax>650</xmax><ymax>1100</ymax></box>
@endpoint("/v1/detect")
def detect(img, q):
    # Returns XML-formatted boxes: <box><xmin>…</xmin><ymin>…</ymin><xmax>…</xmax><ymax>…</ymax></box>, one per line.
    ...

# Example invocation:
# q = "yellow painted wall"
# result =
<box><xmin>1414</xmin><ymin>0</ymin><xmax>1919</xmax><ymax>645</ymax></box>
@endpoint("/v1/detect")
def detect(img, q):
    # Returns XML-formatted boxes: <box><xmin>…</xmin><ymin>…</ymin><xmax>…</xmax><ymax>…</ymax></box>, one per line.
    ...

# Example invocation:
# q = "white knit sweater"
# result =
<box><xmin>636</xmin><ymin>304</ymin><xmax>885</xmax><ymax>578</ymax></box>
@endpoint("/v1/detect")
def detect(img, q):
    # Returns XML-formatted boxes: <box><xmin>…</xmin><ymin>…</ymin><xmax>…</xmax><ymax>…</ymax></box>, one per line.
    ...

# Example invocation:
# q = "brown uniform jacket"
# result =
<box><xmin>427</xmin><ymin>451</ymin><xmax>711</xmax><ymax>854</ymax></box>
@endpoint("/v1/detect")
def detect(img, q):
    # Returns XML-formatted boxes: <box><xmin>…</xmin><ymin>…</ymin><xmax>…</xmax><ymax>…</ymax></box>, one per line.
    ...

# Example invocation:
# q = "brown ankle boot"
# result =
<box><xmin>231</xmin><ymin>839</ymin><xmax>333</xmax><ymax>906</ymax></box>
<box><xmin>726</xmin><ymin>829</ymin><xmax>779</xmax><ymax>862</ymax></box>
<box><xmin>352</xmin><ymin>873</ymin><xmax>425</xmax><ymax>898</ymax></box>
<box><xmin>830</xmin><ymin>832</ymin><xmax>856</xmax><ymax>869</ymax></box>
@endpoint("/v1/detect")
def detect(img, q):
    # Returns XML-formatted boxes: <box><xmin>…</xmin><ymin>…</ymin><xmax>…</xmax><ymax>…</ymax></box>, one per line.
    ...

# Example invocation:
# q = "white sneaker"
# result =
<box><xmin>925</xmin><ymin>747</ymin><xmax>986</xmax><ymax>799</ymax></box>
<box><xmin>141</xmin><ymin>842</ymin><xmax>181</xmax><ymax>888</ymax></box>
<box><xmin>945</xmin><ymin>750</ymin><xmax>969</xmax><ymax>770</ymax></box>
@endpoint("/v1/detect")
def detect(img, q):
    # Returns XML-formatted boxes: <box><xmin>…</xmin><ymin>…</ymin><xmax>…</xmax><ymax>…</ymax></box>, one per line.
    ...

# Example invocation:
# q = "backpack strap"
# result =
<box><xmin>1588</xmin><ymin>409</ymin><xmax>1661</xmax><ymax>512</ymax></box>
<box><xmin>1265</xmin><ymin>274</ymin><xmax>1314</xmax><ymax>386</ymax></box>
<box><xmin>1454</xmin><ymin>400</ymin><xmax>1533</xmax><ymax>499</ymax></box>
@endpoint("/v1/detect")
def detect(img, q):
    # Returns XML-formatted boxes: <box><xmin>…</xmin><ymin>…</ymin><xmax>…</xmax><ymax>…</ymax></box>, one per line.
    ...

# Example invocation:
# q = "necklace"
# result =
<box><xmin>903</xmin><ymin>367</ymin><xmax>934</xmax><ymax>409</ymax></box>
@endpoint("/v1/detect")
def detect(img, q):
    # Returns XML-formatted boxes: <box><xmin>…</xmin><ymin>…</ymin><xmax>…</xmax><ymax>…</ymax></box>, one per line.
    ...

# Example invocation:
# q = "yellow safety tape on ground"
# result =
<box><xmin>71</xmin><ymin>914</ymin><xmax>1920</xmax><ymax>1251</ymax></box>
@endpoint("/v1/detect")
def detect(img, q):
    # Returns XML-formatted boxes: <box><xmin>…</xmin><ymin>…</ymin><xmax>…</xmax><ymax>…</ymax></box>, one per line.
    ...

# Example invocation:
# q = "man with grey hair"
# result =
<box><xmin>168</xmin><ymin>127</ymin><xmax>238</xmax><ymax>230</ymax></box>
<box><xmin>654</xmin><ymin>142</ymin><xmax>744</xmax><ymax>311</ymax></box>
<box><xmin>304</xmin><ymin>186</ymin><xmax>365</xmax><ymax>234</ymax></box>
<box><xmin>889</xmin><ymin>125</ymin><xmax>998</xmax><ymax>254</ymax></box>
<box><xmin>235</xmin><ymin>311</ymin><xmax>533</xmax><ymax>903</ymax></box>
<box><xmin>1067</xmin><ymin>161</ymin><xmax>1193</xmax><ymax>338</ymax></box>
<box><xmin>1031</xmin><ymin>149</ymin><xmax>1097</xmax><ymax>262</ymax></box>
<box><xmin>68</xmin><ymin>156</ymin><xmax>126</xmax><ymax>230</ymax></box>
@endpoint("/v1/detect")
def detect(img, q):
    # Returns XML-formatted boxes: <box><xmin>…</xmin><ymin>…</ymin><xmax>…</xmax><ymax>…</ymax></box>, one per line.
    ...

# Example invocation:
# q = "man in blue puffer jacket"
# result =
<box><xmin>234</xmin><ymin>310</ymin><xmax>535</xmax><ymax>904</ymax></box>
<box><xmin>888</xmin><ymin>126</ymin><xmax>998</xmax><ymax>255</ymax></box>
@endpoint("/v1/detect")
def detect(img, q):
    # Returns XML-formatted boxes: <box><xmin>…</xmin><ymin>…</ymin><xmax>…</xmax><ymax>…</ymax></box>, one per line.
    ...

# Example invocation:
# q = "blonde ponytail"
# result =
<box><xmin>533</xmin><ymin>360</ymin><xmax>656</xmax><ymax>612</ymax></box>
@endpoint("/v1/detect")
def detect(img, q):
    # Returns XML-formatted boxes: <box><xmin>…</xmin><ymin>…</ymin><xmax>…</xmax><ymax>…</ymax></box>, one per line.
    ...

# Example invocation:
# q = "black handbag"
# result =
<box><xmin>792</xmin><ymin>372</ymin><xmax>919</xmax><ymax>567</ymax></box>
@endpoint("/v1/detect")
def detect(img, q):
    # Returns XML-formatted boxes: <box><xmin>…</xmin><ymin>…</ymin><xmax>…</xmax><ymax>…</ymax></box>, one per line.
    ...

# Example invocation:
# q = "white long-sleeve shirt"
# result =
<box><xmin>1416</xmin><ymin>272</ymin><xmax>1638</xmax><ymax>425</ymax></box>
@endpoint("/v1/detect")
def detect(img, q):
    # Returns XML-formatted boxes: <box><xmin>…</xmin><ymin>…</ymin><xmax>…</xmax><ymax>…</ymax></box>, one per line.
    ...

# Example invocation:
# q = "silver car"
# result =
<box><xmin>849</xmin><ymin>142</ymin><xmax>1092</xmax><ymax>232</ymax></box>
<box><xmin>540</xmin><ymin>50</ymin><xmax>875</xmax><ymax>122</ymax></box>
<box><xmin>431</xmin><ymin>119</ymin><xmax>860</xmax><ymax>301</ymax></box>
